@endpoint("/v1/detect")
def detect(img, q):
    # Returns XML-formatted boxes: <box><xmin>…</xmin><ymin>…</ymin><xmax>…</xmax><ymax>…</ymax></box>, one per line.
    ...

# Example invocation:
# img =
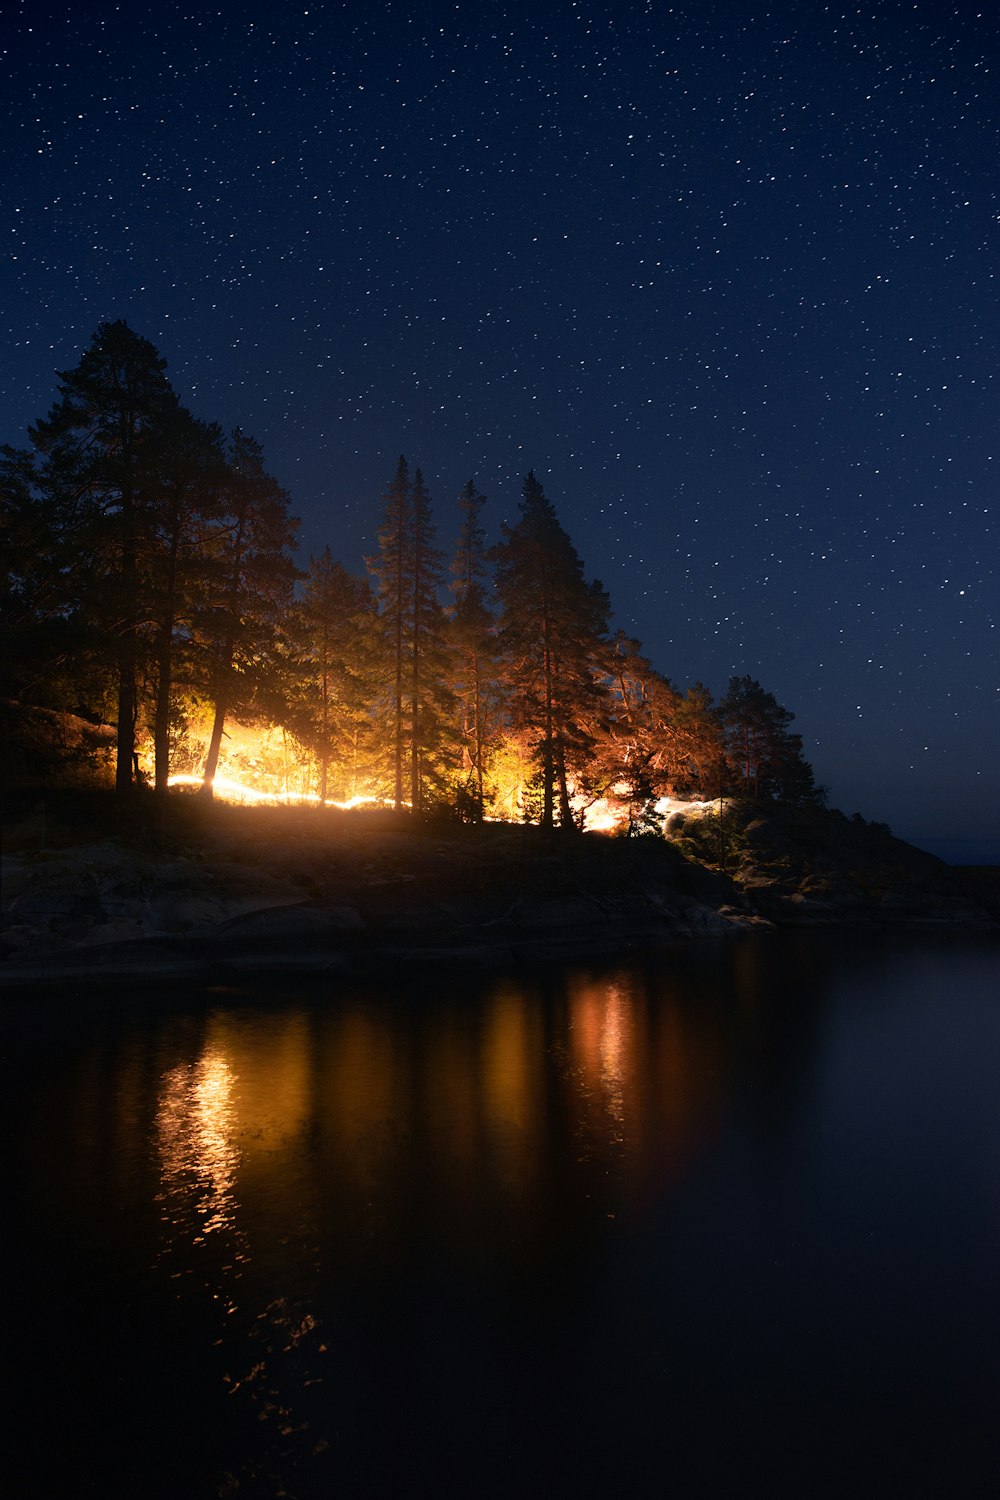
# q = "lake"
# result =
<box><xmin>3</xmin><ymin>931</ymin><xmax>998</xmax><ymax>1498</ymax></box>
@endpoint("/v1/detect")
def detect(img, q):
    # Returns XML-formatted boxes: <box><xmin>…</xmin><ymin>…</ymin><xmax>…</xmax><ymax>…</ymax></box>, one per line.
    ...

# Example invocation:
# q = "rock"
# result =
<box><xmin>1</xmin><ymin>805</ymin><xmax>995</xmax><ymax>991</ymax></box>
<box><xmin>213</xmin><ymin>903</ymin><xmax>365</xmax><ymax>940</ymax></box>
<box><xmin>80</xmin><ymin>918</ymin><xmax>148</xmax><ymax>946</ymax></box>
<box><xmin>145</xmin><ymin>894</ymin><xmax>229</xmax><ymax>934</ymax></box>
<box><xmin>514</xmin><ymin>896</ymin><xmax>603</xmax><ymax>930</ymax></box>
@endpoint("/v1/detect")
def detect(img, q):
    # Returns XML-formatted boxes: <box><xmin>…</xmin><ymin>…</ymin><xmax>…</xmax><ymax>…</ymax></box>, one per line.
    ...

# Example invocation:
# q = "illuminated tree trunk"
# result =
<box><xmin>318</xmin><ymin>656</ymin><xmax>330</xmax><ymax>805</ymax></box>
<box><xmin>541</xmin><ymin>614</ymin><xmax>555</xmax><ymax>831</ymax></box>
<box><xmin>200</xmin><ymin>665</ymin><xmax>231</xmax><ymax>798</ymax></box>
<box><xmin>115</xmin><ymin>490</ymin><xmax>139</xmax><ymax>795</ymax></box>
<box><xmin>450</xmin><ymin>480</ymin><xmax>494</xmax><ymax>820</ymax></box>
<box><xmin>410</xmin><ymin>489</ymin><xmax>423</xmax><ymax>813</ymax></box>
<box><xmin>151</xmin><ymin>414</ymin><xmax>226</xmax><ymax>797</ymax></box>
<box><xmin>370</xmin><ymin>460</ymin><xmax>450</xmax><ymax>815</ymax></box>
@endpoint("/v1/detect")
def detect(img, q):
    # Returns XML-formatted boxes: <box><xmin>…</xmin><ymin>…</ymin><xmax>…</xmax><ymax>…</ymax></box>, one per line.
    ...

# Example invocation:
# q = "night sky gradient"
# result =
<box><xmin>4</xmin><ymin>0</ymin><xmax>997</xmax><ymax>857</ymax></box>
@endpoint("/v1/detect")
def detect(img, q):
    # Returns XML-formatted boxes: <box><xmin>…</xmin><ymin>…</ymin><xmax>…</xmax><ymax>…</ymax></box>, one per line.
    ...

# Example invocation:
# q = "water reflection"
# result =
<box><xmin>152</xmin><ymin>1019</ymin><xmax>330</xmax><ymax>1494</ymax></box>
<box><xmin>18</xmin><ymin>937</ymin><xmax>998</xmax><ymax>1497</ymax></box>
<box><xmin>156</xmin><ymin>1050</ymin><xmax>240</xmax><ymax>1237</ymax></box>
<box><xmin>567</xmin><ymin>975</ymin><xmax>630</xmax><ymax>1143</ymax></box>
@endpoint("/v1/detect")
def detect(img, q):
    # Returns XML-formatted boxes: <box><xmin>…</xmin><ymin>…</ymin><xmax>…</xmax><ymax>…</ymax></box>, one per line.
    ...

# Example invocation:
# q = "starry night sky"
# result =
<box><xmin>4</xmin><ymin>0</ymin><xmax>997</xmax><ymax>857</ymax></box>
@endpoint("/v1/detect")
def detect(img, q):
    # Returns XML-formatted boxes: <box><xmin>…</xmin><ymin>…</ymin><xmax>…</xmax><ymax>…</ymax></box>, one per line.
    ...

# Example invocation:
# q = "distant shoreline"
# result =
<box><xmin>902</xmin><ymin>835</ymin><xmax>1000</xmax><ymax>867</ymax></box>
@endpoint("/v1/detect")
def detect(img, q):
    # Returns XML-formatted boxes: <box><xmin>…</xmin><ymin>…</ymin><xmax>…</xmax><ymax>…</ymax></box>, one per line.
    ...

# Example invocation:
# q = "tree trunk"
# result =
<box><xmin>115</xmin><ymin>492</ymin><xmax>139</xmax><ymax>795</ymax></box>
<box><xmin>115</xmin><ymin>642</ymin><xmax>137</xmax><ymax>795</ymax></box>
<box><xmin>410</xmin><ymin>636</ymin><xmax>420</xmax><ymax>813</ymax></box>
<box><xmin>153</xmin><ymin>631</ymin><xmax>172</xmax><ymax>796</ymax></box>
<box><xmin>319</xmin><ymin>666</ymin><xmax>329</xmax><ymax>805</ymax></box>
<box><xmin>200</xmin><ymin>646</ymin><xmax>232</xmax><ymax>797</ymax></box>
<box><xmin>153</xmin><ymin>502</ymin><xmax>182</xmax><ymax>797</ymax></box>
<box><xmin>541</xmin><ymin>619</ymin><xmax>554</xmax><ymax>831</ymax></box>
<box><xmin>472</xmin><ymin>650</ymin><xmax>484</xmax><ymax>818</ymax></box>
<box><xmin>393</xmin><ymin>597</ymin><xmax>404</xmax><ymax>813</ymax></box>
<box><xmin>556</xmin><ymin>752</ymin><xmax>574</xmax><ymax>830</ymax></box>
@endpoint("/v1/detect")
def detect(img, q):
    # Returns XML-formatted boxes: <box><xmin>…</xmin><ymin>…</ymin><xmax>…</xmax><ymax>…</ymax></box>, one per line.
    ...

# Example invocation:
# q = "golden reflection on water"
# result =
<box><xmin>481</xmin><ymin>987</ymin><xmax>545</xmax><ymax>1187</ymax></box>
<box><xmin>156</xmin><ymin>1049</ymin><xmax>240</xmax><ymax>1236</ymax></box>
<box><xmin>148</xmin><ymin>963</ymin><xmax>740</xmax><ymax>1255</ymax></box>
<box><xmin>567</xmin><ymin>975</ymin><xmax>632</xmax><ymax>1144</ymax></box>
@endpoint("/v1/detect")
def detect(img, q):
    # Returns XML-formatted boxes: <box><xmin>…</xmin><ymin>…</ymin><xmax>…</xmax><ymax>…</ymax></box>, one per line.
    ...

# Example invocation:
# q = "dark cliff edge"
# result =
<box><xmin>1</xmin><ymin>798</ymin><xmax>996</xmax><ymax>993</ymax></box>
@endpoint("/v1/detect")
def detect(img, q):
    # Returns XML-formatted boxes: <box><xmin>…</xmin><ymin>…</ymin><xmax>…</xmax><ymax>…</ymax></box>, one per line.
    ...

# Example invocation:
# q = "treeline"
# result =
<box><xmin>1</xmin><ymin>321</ymin><xmax>824</xmax><ymax>827</ymax></box>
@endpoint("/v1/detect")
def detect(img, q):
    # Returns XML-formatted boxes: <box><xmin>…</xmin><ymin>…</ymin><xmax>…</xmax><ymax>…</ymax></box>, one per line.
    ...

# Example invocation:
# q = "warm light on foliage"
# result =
<box><xmin>139</xmin><ymin>713</ymin><xmax>389</xmax><ymax>806</ymax></box>
<box><xmin>153</xmin><ymin>717</ymin><xmax>723</xmax><ymax>832</ymax></box>
<box><xmin>8</xmin><ymin>329</ymin><xmax>825</xmax><ymax>819</ymax></box>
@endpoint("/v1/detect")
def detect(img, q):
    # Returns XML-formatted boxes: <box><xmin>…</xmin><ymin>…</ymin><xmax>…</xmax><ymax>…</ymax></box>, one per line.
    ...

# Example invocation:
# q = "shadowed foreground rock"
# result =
<box><xmin>1</xmin><ymin>802</ymin><xmax>995</xmax><ymax>990</ymax></box>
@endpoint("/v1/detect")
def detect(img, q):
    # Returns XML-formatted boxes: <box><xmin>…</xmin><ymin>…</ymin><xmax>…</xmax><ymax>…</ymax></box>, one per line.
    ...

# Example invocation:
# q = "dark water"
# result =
<box><xmin>3</xmin><ymin>933</ymin><xmax>999</xmax><ymax>1498</ymax></box>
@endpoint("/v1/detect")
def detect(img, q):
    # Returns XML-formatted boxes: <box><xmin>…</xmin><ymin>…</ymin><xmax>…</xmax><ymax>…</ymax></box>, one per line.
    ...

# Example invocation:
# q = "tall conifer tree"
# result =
<box><xmin>368</xmin><ymin>456</ymin><xmax>411</xmax><ymax>810</ymax></box>
<box><xmin>492</xmin><ymin>471</ymin><xmax>611</xmax><ymax>830</ymax></box>
<box><xmin>450</xmin><ymin>480</ymin><xmax>495</xmax><ymax>817</ymax></box>
<box><xmin>368</xmin><ymin>458</ymin><xmax>453</xmax><ymax>812</ymax></box>
<box><xmin>27</xmin><ymin>322</ymin><xmax>180</xmax><ymax>793</ymax></box>
<box><xmin>407</xmin><ymin>467</ymin><xmax>452</xmax><ymax>812</ymax></box>
<box><xmin>146</xmin><ymin>407</ymin><xmax>227</xmax><ymax>795</ymax></box>
<box><xmin>718</xmin><ymin>675</ymin><xmax>822</xmax><ymax>803</ymax></box>
<box><xmin>199</xmin><ymin>430</ymin><xmax>299</xmax><ymax>796</ymax></box>
<box><xmin>292</xmin><ymin>549</ymin><xmax>379</xmax><ymax>803</ymax></box>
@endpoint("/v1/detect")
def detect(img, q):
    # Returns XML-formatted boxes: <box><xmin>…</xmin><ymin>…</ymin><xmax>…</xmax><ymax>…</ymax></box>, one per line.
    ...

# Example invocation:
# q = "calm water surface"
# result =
<box><xmin>4</xmin><ymin>933</ymin><xmax>999</xmax><ymax>1497</ymax></box>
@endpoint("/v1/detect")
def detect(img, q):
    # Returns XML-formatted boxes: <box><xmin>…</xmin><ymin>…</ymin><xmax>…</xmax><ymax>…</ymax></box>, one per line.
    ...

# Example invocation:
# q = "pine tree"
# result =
<box><xmin>146</xmin><ymin>408</ymin><xmax>227</xmax><ymax>794</ymax></box>
<box><xmin>492</xmin><ymin>471</ymin><xmax>611</xmax><ymax>830</ymax></box>
<box><xmin>199</xmin><ymin>430</ymin><xmax>299</xmax><ymax>796</ymax></box>
<box><xmin>718</xmin><ymin>675</ymin><xmax>822</xmax><ymax>803</ymax></box>
<box><xmin>368</xmin><ymin>456</ymin><xmax>411</xmax><ymax>810</ymax></box>
<box><xmin>291</xmin><ymin>549</ymin><xmax>380</xmax><ymax>803</ymax></box>
<box><xmin>407</xmin><ymin>468</ymin><xmax>453</xmax><ymax>812</ymax></box>
<box><xmin>670</xmin><ymin>682</ymin><xmax>728</xmax><ymax>799</ymax></box>
<box><xmin>27</xmin><ymin>322</ymin><xmax>180</xmax><ymax>793</ymax></box>
<box><xmin>588</xmin><ymin>632</ymin><xmax>681</xmax><ymax>830</ymax></box>
<box><xmin>450</xmin><ymin>480</ymin><xmax>496</xmax><ymax>818</ymax></box>
<box><xmin>368</xmin><ymin>458</ymin><xmax>453</xmax><ymax>813</ymax></box>
<box><xmin>0</xmin><ymin>442</ymin><xmax>68</xmax><ymax>704</ymax></box>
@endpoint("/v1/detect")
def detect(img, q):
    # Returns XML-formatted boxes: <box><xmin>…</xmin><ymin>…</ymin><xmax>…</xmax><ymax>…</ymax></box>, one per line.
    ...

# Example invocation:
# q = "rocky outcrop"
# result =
<box><xmin>0</xmin><ymin>826</ymin><xmax>770</xmax><ymax>988</ymax></box>
<box><xmin>725</xmin><ymin>805</ymin><xmax>995</xmax><ymax>928</ymax></box>
<box><xmin>1</xmin><ymin>803</ymin><xmax>994</xmax><ymax>990</ymax></box>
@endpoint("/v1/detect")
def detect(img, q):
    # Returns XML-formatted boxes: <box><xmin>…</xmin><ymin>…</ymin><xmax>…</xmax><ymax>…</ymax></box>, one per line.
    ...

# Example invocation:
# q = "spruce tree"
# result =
<box><xmin>492</xmin><ymin>471</ymin><xmax>611</xmax><ymax>830</ymax></box>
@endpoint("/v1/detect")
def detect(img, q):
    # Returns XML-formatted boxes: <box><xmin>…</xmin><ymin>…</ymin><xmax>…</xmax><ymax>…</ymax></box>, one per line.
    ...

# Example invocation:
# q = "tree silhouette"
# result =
<box><xmin>719</xmin><ymin>675</ymin><xmax>823</xmax><ymax>803</ymax></box>
<box><xmin>27</xmin><ymin>322</ymin><xmax>180</xmax><ymax>793</ymax></box>
<box><xmin>292</xmin><ymin>549</ymin><xmax>379</xmax><ymax>803</ymax></box>
<box><xmin>449</xmin><ymin>479</ymin><xmax>496</xmax><ymax>818</ymax></box>
<box><xmin>199</xmin><ymin>430</ymin><xmax>299</xmax><ymax>797</ymax></box>
<box><xmin>492</xmin><ymin>472</ymin><xmax>611</xmax><ymax>830</ymax></box>
<box><xmin>368</xmin><ymin>458</ymin><xmax>453</xmax><ymax>812</ymax></box>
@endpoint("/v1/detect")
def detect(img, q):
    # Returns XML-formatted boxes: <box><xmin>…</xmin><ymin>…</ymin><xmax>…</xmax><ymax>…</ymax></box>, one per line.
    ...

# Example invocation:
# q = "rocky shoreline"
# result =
<box><xmin>2</xmin><ymin>803</ymin><xmax>996</xmax><ymax>992</ymax></box>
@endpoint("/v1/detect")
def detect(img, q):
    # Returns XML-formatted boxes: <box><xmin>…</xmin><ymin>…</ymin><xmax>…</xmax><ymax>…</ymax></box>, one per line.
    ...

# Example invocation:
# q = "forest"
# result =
<box><xmin>1</xmin><ymin>321</ymin><xmax>824</xmax><ymax>831</ymax></box>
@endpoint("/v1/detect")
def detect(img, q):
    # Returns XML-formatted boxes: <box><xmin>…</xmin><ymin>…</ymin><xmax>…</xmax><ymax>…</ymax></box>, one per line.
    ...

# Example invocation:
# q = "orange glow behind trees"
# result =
<box><xmin>5</xmin><ymin>324</ymin><xmax>825</xmax><ymax>826</ymax></box>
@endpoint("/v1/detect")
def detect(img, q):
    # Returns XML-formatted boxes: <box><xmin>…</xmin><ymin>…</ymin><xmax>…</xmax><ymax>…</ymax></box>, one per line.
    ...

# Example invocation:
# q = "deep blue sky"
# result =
<box><xmin>4</xmin><ymin>0</ymin><xmax>997</xmax><ymax>855</ymax></box>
